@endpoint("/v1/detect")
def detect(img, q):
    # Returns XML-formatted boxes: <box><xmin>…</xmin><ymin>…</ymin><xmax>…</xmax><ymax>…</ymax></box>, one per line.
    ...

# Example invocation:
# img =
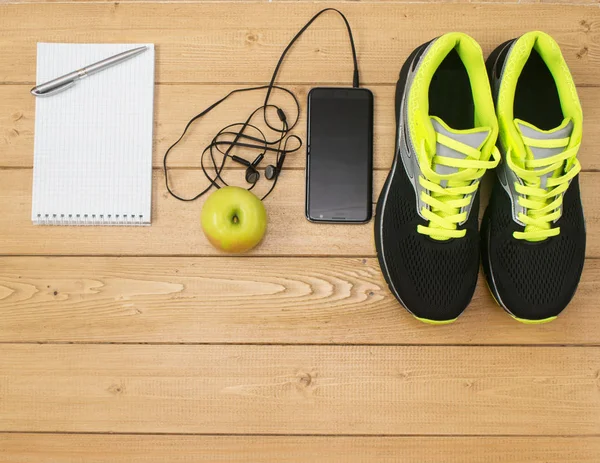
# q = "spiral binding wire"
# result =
<box><xmin>34</xmin><ymin>213</ymin><xmax>147</xmax><ymax>226</ymax></box>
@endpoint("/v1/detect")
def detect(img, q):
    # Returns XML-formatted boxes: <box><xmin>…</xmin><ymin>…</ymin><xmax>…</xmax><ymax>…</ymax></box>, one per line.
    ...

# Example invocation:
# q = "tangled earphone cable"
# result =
<box><xmin>163</xmin><ymin>8</ymin><xmax>360</xmax><ymax>202</ymax></box>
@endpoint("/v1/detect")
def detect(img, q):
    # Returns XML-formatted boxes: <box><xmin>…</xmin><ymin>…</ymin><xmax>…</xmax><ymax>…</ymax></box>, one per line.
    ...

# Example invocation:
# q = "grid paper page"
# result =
<box><xmin>32</xmin><ymin>43</ymin><xmax>155</xmax><ymax>225</ymax></box>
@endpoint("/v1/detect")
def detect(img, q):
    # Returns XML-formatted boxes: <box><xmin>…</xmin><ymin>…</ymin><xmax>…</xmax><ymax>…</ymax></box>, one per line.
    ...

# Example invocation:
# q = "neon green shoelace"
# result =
<box><xmin>417</xmin><ymin>133</ymin><xmax>500</xmax><ymax>240</ymax></box>
<box><xmin>507</xmin><ymin>135</ymin><xmax>581</xmax><ymax>242</ymax></box>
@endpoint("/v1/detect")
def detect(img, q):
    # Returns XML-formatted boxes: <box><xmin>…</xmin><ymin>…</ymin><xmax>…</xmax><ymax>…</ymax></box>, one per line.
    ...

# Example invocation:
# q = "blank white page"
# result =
<box><xmin>32</xmin><ymin>43</ymin><xmax>155</xmax><ymax>225</ymax></box>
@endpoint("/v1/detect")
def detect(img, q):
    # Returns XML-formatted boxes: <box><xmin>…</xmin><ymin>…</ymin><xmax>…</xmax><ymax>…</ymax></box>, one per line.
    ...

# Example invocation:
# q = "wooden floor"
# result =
<box><xmin>1</xmin><ymin>1</ymin><xmax>600</xmax><ymax>461</ymax></box>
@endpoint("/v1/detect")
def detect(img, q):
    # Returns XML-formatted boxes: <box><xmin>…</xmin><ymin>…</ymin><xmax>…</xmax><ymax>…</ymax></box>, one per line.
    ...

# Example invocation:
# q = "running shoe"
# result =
<box><xmin>482</xmin><ymin>31</ymin><xmax>585</xmax><ymax>323</ymax></box>
<box><xmin>375</xmin><ymin>33</ymin><xmax>500</xmax><ymax>324</ymax></box>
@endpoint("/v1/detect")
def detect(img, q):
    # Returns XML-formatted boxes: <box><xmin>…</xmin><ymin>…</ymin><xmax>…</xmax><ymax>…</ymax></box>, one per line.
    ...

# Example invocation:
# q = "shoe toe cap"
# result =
<box><xmin>380</xmin><ymin>231</ymin><xmax>480</xmax><ymax>323</ymax></box>
<box><xmin>489</xmin><ymin>234</ymin><xmax>585</xmax><ymax>320</ymax></box>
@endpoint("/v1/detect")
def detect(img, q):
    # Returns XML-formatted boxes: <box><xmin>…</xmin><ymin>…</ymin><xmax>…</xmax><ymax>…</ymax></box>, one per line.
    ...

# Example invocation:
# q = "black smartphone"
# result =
<box><xmin>305</xmin><ymin>87</ymin><xmax>373</xmax><ymax>223</ymax></box>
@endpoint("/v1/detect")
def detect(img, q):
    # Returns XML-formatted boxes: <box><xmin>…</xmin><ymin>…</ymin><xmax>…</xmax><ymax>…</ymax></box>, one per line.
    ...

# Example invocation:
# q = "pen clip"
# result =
<box><xmin>31</xmin><ymin>80</ymin><xmax>76</xmax><ymax>97</ymax></box>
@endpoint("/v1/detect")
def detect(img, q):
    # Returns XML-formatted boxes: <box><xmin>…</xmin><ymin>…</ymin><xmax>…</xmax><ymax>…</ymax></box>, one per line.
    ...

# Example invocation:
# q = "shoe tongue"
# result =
<box><xmin>431</xmin><ymin>116</ymin><xmax>490</xmax><ymax>186</ymax></box>
<box><xmin>515</xmin><ymin>118</ymin><xmax>573</xmax><ymax>189</ymax></box>
<box><xmin>515</xmin><ymin>118</ymin><xmax>573</xmax><ymax>160</ymax></box>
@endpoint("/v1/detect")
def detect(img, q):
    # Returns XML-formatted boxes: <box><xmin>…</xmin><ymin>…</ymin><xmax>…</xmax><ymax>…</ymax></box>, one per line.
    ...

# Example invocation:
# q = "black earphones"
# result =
<box><xmin>163</xmin><ymin>8</ymin><xmax>358</xmax><ymax>203</ymax></box>
<box><xmin>229</xmin><ymin>109</ymin><xmax>288</xmax><ymax>185</ymax></box>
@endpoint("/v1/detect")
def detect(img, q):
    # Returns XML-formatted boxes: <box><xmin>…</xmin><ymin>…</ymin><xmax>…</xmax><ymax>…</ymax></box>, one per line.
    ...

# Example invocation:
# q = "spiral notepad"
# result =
<box><xmin>32</xmin><ymin>43</ymin><xmax>155</xmax><ymax>225</ymax></box>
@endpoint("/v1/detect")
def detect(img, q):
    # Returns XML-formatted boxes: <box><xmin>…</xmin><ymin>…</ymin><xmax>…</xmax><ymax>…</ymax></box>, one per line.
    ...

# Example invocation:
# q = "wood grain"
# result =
<box><xmin>2</xmin><ymin>0</ymin><xmax>594</xmax><ymax>3</ymax></box>
<box><xmin>0</xmin><ymin>0</ymin><xmax>525</xmax><ymax>3</ymax></box>
<box><xmin>0</xmin><ymin>256</ymin><xmax>598</xmax><ymax>345</ymax></box>
<box><xmin>8</xmin><ymin>0</ymin><xmax>598</xmax><ymax>3</ymax></box>
<box><xmin>1</xmin><ymin>344</ymin><xmax>599</xmax><ymax>434</ymax></box>
<box><xmin>1</xmin><ymin>3</ymin><xmax>598</xmax><ymax>85</ymax></box>
<box><xmin>1</xmin><ymin>1</ymin><xmax>600</xmax><ymax>458</ymax></box>
<box><xmin>2</xmin><ymin>434</ymin><xmax>600</xmax><ymax>463</ymax></box>
<box><xmin>0</xmin><ymin>169</ymin><xmax>597</xmax><ymax>256</ymax></box>
<box><xmin>2</xmin><ymin>84</ymin><xmax>600</xmax><ymax>170</ymax></box>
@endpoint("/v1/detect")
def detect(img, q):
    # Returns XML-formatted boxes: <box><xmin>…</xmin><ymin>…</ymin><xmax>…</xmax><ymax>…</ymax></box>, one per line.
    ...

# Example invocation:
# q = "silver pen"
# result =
<box><xmin>31</xmin><ymin>45</ymin><xmax>148</xmax><ymax>97</ymax></box>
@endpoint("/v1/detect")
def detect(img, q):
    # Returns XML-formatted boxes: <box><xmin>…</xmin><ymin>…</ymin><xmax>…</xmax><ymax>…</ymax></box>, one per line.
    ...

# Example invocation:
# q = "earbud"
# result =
<box><xmin>265</xmin><ymin>164</ymin><xmax>277</xmax><ymax>181</ymax></box>
<box><xmin>232</xmin><ymin>154</ymin><xmax>265</xmax><ymax>185</ymax></box>
<box><xmin>245</xmin><ymin>167</ymin><xmax>260</xmax><ymax>184</ymax></box>
<box><xmin>265</xmin><ymin>151</ymin><xmax>287</xmax><ymax>181</ymax></box>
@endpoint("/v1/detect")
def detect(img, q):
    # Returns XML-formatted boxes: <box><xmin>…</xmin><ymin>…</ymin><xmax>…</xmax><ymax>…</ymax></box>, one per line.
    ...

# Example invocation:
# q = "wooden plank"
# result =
<box><xmin>4</xmin><ymin>0</ymin><xmax>595</xmax><ymax>4</ymax></box>
<box><xmin>4</xmin><ymin>0</ymin><xmax>264</xmax><ymax>2</ymax></box>
<box><xmin>0</xmin><ymin>169</ymin><xmax>373</xmax><ymax>256</ymax></box>
<box><xmin>0</xmin><ymin>256</ymin><xmax>598</xmax><ymax>345</ymax></box>
<box><xmin>2</xmin><ymin>434</ymin><xmax>599</xmax><ymax>463</ymax></box>
<box><xmin>12</xmin><ymin>0</ymin><xmax>599</xmax><ymax>3</ymax></box>
<box><xmin>2</xmin><ymin>0</ymin><xmax>522</xmax><ymax>3</ymax></box>
<box><xmin>0</xmin><ymin>169</ymin><xmax>598</xmax><ymax>256</ymax></box>
<box><xmin>1</xmin><ymin>344</ymin><xmax>599</xmax><ymax>434</ymax></box>
<box><xmin>2</xmin><ymin>84</ymin><xmax>600</xmax><ymax>170</ymax></box>
<box><xmin>1</xmin><ymin>3</ymin><xmax>598</xmax><ymax>85</ymax></box>
<box><xmin>522</xmin><ymin>0</ymin><xmax>600</xmax><ymax>4</ymax></box>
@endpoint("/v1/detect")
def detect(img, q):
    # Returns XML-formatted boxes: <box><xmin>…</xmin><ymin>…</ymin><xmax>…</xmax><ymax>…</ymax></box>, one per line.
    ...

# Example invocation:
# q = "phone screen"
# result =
<box><xmin>306</xmin><ymin>88</ymin><xmax>373</xmax><ymax>223</ymax></box>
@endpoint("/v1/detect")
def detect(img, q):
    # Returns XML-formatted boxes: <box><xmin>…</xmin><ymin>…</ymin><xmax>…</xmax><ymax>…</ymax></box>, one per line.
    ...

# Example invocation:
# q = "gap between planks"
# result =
<box><xmin>0</xmin><ymin>342</ymin><xmax>598</xmax><ymax>347</ymax></box>
<box><xmin>1</xmin><ymin>431</ymin><xmax>600</xmax><ymax>437</ymax></box>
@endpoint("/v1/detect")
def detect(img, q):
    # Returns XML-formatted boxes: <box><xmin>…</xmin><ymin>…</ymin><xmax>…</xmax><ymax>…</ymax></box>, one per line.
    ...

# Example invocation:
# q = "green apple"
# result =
<box><xmin>201</xmin><ymin>186</ymin><xmax>267</xmax><ymax>253</ymax></box>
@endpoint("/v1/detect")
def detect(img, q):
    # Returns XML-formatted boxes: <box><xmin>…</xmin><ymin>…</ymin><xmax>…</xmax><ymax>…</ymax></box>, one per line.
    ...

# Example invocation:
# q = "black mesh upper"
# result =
<box><xmin>481</xmin><ymin>178</ymin><xmax>586</xmax><ymax>319</ymax></box>
<box><xmin>376</xmin><ymin>159</ymin><xmax>480</xmax><ymax>321</ymax></box>
<box><xmin>497</xmin><ymin>235</ymin><xmax>576</xmax><ymax>306</ymax></box>
<box><xmin>400</xmin><ymin>232</ymin><xmax>477</xmax><ymax>311</ymax></box>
